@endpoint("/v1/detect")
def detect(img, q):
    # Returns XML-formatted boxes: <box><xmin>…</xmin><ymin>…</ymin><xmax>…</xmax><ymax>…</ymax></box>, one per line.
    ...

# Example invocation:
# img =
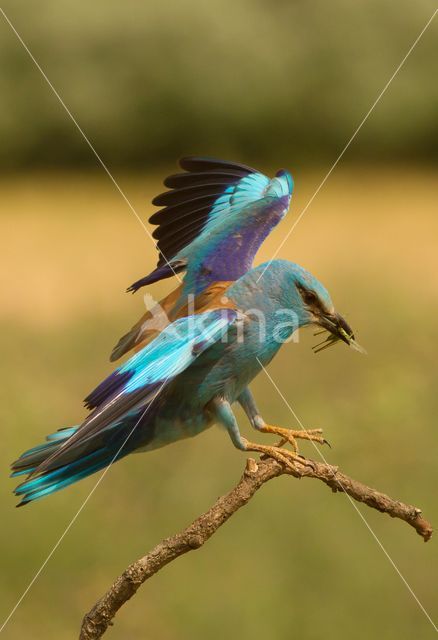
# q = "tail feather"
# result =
<box><xmin>11</xmin><ymin>427</ymin><xmax>79</xmax><ymax>478</ymax></box>
<box><xmin>14</xmin><ymin>448</ymin><xmax>116</xmax><ymax>506</ymax></box>
<box><xmin>11</xmin><ymin>425</ymin><xmax>118</xmax><ymax>506</ymax></box>
<box><xmin>11</xmin><ymin>413</ymin><xmax>147</xmax><ymax>506</ymax></box>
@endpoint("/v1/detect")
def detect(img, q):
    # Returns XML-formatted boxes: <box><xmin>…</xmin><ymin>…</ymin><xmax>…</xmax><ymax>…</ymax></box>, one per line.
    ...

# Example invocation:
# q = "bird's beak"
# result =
<box><xmin>313</xmin><ymin>312</ymin><xmax>366</xmax><ymax>354</ymax></box>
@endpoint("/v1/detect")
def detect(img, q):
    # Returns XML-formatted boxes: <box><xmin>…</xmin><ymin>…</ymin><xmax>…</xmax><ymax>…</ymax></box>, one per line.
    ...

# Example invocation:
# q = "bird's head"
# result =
<box><xmin>286</xmin><ymin>263</ymin><xmax>366</xmax><ymax>354</ymax></box>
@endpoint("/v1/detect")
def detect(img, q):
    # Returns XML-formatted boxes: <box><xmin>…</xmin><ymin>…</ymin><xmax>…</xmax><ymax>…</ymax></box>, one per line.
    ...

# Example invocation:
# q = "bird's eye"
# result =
<box><xmin>301</xmin><ymin>289</ymin><xmax>318</xmax><ymax>306</ymax></box>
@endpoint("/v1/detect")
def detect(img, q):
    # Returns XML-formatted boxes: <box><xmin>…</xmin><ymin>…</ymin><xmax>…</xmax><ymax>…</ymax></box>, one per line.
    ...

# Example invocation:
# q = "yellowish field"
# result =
<box><xmin>0</xmin><ymin>168</ymin><xmax>437</xmax><ymax>639</ymax></box>
<box><xmin>2</xmin><ymin>167</ymin><xmax>438</xmax><ymax>323</ymax></box>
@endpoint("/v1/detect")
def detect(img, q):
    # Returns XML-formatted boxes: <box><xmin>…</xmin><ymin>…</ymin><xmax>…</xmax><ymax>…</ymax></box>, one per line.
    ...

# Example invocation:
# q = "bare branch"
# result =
<box><xmin>80</xmin><ymin>457</ymin><xmax>432</xmax><ymax>640</ymax></box>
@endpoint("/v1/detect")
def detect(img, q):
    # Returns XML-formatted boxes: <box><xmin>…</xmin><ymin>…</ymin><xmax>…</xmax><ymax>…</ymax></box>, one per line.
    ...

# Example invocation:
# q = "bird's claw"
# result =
<box><xmin>241</xmin><ymin>438</ymin><xmax>313</xmax><ymax>472</ymax></box>
<box><xmin>297</xmin><ymin>454</ymin><xmax>317</xmax><ymax>471</ymax></box>
<box><xmin>259</xmin><ymin>425</ymin><xmax>328</xmax><ymax>454</ymax></box>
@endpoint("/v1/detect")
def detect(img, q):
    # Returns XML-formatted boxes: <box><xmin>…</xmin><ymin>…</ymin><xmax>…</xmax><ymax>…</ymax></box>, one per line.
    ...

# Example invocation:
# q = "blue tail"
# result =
<box><xmin>11</xmin><ymin>426</ymin><xmax>121</xmax><ymax>506</ymax></box>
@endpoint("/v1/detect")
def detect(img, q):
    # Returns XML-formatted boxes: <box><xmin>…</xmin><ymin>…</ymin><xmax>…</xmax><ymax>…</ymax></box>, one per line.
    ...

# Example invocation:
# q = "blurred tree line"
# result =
<box><xmin>0</xmin><ymin>0</ymin><xmax>436</xmax><ymax>169</ymax></box>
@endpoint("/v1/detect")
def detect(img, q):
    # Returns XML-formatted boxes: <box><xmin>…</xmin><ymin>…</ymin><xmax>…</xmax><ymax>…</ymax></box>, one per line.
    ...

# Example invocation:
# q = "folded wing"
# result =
<box><xmin>12</xmin><ymin>308</ymin><xmax>239</xmax><ymax>504</ymax></box>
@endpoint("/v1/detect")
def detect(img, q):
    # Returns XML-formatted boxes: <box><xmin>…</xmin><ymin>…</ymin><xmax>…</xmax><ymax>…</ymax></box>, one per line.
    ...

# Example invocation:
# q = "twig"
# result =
<box><xmin>80</xmin><ymin>457</ymin><xmax>432</xmax><ymax>639</ymax></box>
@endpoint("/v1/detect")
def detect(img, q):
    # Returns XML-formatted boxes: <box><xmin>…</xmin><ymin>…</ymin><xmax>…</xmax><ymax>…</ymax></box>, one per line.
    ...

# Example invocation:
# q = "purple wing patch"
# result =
<box><xmin>195</xmin><ymin>194</ymin><xmax>291</xmax><ymax>287</ymax></box>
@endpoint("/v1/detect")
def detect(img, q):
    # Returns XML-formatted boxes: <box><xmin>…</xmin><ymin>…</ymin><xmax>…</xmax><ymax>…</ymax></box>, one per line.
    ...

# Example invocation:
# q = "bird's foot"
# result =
<box><xmin>241</xmin><ymin>437</ymin><xmax>315</xmax><ymax>472</ymax></box>
<box><xmin>259</xmin><ymin>425</ymin><xmax>328</xmax><ymax>453</ymax></box>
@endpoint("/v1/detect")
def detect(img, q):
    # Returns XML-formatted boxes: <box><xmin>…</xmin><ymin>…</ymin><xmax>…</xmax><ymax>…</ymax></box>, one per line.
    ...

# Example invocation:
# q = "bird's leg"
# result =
<box><xmin>209</xmin><ymin>397</ymin><xmax>313</xmax><ymax>471</ymax></box>
<box><xmin>237</xmin><ymin>388</ymin><xmax>327</xmax><ymax>453</ymax></box>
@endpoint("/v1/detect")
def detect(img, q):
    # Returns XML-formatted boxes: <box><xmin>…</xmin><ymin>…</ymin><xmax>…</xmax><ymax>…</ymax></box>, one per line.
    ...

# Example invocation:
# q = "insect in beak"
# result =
<box><xmin>313</xmin><ymin>313</ymin><xmax>366</xmax><ymax>354</ymax></box>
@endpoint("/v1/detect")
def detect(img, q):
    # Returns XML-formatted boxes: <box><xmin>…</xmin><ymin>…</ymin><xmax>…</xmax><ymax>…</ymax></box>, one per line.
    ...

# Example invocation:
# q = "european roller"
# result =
<box><xmin>111</xmin><ymin>157</ymin><xmax>294</xmax><ymax>360</ymax></box>
<box><xmin>11</xmin><ymin>159</ymin><xmax>363</xmax><ymax>506</ymax></box>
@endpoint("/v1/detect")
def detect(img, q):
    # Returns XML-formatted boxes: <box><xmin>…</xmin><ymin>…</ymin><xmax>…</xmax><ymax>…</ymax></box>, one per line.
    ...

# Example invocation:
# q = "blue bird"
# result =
<box><xmin>111</xmin><ymin>157</ymin><xmax>293</xmax><ymax>361</ymax></box>
<box><xmin>12</xmin><ymin>260</ymin><xmax>363</xmax><ymax>506</ymax></box>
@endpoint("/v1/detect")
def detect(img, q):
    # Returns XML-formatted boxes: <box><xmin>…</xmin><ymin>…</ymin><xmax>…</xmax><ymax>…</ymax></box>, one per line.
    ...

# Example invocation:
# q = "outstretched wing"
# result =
<box><xmin>128</xmin><ymin>156</ymin><xmax>293</xmax><ymax>293</ymax></box>
<box><xmin>13</xmin><ymin>308</ymin><xmax>239</xmax><ymax>504</ymax></box>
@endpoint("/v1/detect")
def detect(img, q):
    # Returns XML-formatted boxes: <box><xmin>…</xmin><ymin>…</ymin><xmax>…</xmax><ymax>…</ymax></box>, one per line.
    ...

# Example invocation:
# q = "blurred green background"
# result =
<box><xmin>0</xmin><ymin>0</ymin><xmax>437</xmax><ymax>168</ymax></box>
<box><xmin>0</xmin><ymin>1</ymin><xmax>437</xmax><ymax>639</ymax></box>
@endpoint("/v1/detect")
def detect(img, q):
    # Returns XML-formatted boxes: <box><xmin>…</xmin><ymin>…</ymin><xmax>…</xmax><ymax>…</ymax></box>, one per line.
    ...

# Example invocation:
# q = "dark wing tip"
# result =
<box><xmin>163</xmin><ymin>169</ymin><xmax>250</xmax><ymax>189</ymax></box>
<box><xmin>136</xmin><ymin>157</ymin><xmax>261</xmax><ymax>290</ymax></box>
<box><xmin>144</xmin><ymin>158</ymin><xmax>258</xmax><ymax>279</ymax></box>
<box><xmin>179</xmin><ymin>156</ymin><xmax>256</xmax><ymax>174</ymax></box>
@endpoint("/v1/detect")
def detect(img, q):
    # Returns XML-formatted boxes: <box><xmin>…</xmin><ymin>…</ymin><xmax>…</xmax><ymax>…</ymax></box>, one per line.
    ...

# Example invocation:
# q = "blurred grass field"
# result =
<box><xmin>0</xmin><ymin>167</ymin><xmax>437</xmax><ymax>639</ymax></box>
